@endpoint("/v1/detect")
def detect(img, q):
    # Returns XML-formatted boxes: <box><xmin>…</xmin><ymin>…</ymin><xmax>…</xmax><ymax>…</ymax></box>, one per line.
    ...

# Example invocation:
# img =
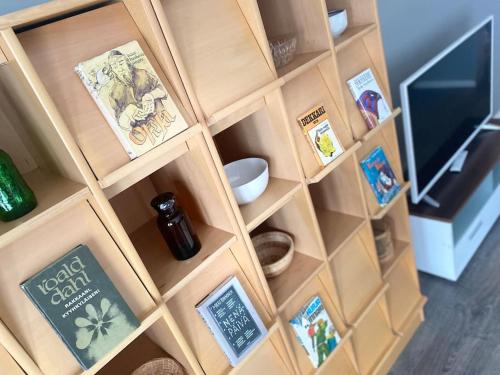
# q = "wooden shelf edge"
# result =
<box><xmin>381</xmin><ymin>240</ymin><xmax>411</xmax><ymax>279</ymax></box>
<box><xmin>327</xmin><ymin>216</ymin><xmax>367</xmax><ymax>260</ymax></box>
<box><xmin>368</xmin><ymin>335</ymin><xmax>401</xmax><ymax>375</ymax></box>
<box><xmin>226</xmin><ymin>321</ymin><xmax>281</xmax><ymax>375</ymax></box>
<box><xmin>209</xmin><ymin>97</ymin><xmax>266</xmax><ymax>137</ymax></box>
<box><xmin>393</xmin><ymin>296</ymin><xmax>428</xmax><ymax>336</ymax></box>
<box><xmin>277</xmin><ymin>260</ymin><xmax>326</xmax><ymax>313</ymax></box>
<box><xmin>334</xmin><ymin>23</ymin><xmax>378</xmax><ymax>52</ymax></box>
<box><xmin>371</xmin><ymin>182</ymin><xmax>411</xmax><ymax>220</ymax></box>
<box><xmin>246</xmin><ymin>180</ymin><xmax>302</xmax><ymax>232</ymax></box>
<box><xmin>99</xmin><ymin>124</ymin><xmax>202</xmax><ymax>197</ymax></box>
<box><xmin>359</xmin><ymin>107</ymin><xmax>402</xmax><ymax>143</ymax></box>
<box><xmin>278</xmin><ymin>50</ymin><xmax>332</xmax><ymax>83</ymax></box>
<box><xmin>82</xmin><ymin>307</ymin><xmax>162</xmax><ymax>375</ymax></box>
<box><xmin>351</xmin><ymin>283</ymin><xmax>389</xmax><ymax>328</ymax></box>
<box><xmin>316</xmin><ymin>328</ymin><xmax>354</xmax><ymax>374</ymax></box>
<box><xmin>162</xmin><ymin>234</ymin><xmax>238</xmax><ymax>302</ymax></box>
<box><xmin>307</xmin><ymin>142</ymin><xmax>362</xmax><ymax>184</ymax></box>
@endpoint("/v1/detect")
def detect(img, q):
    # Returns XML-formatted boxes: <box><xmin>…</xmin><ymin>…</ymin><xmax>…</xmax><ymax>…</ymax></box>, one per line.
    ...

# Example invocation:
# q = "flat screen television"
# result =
<box><xmin>400</xmin><ymin>16</ymin><xmax>493</xmax><ymax>205</ymax></box>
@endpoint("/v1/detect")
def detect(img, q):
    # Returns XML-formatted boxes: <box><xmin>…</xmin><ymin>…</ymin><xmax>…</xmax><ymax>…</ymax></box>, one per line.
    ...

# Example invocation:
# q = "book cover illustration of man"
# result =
<box><xmin>75</xmin><ymin>40</ymin><xmax>188</xmax><ymax>159</ymax></box>
<box><xmin>289</xmin><ymin>296</ymin><xmax>341</xmax><ymax>368</ymax></box>
<box><xmin>360</xmin><ymin>146</ymin><xmax>401</xmax><ymax>206</ymax></box>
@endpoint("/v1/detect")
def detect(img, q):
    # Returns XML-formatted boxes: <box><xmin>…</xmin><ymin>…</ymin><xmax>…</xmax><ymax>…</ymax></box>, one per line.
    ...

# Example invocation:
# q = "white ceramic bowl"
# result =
<box><xmin>224</xmin><ymin>158</ymin><xmax>269</xmax><ymax>205</ymax></box>
<box><xmin>328</xmin><ymin>9</ymin><xmax>348</xmax><ymax>38</ymax></box>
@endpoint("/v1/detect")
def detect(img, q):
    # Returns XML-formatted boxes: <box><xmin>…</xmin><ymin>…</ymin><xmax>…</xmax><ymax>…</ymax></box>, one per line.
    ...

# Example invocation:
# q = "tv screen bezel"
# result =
<box><xmin>400</xmin><ymin>15</ymin><xmax>494</xmax><ymax>205</ymax></box>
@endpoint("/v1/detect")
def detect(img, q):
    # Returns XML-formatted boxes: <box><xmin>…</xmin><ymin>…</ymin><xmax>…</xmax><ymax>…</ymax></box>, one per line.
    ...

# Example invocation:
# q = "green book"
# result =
<box><xmin>20</xmin><ymin>244</ymin><xmax>139</xmax><ymax>370</ymax></box>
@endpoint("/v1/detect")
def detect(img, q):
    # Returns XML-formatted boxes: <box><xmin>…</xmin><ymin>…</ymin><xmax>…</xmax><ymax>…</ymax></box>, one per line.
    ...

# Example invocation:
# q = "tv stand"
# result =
<box><xmin>422</xmin><ymin>194</ymin><xmax>440</xmax><ymax>208</ymax></box>
<box><xmin>449</xmin><ymin>149</ymin><xmax>468</xmax><ymax>173</ymax></box>
<box><xmin>409</xmin><ymin>131</ymin><xmax>500</xmax><ymax>281</ymax></box>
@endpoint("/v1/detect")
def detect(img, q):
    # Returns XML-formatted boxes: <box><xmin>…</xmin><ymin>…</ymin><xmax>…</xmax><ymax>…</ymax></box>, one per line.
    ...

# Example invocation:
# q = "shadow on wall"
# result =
<box><xmin>377</xmin><ymin>0</ymin><xmax>500</xmax><ymax>173</ymax></box>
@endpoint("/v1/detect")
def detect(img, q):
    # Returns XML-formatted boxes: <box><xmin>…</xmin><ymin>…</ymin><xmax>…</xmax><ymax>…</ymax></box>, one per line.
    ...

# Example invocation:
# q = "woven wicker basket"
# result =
<box><xmin>131</xmin><ymin>358</ymin><xmax>184</xmax><ymax>375</ymax></box>
<box><xmin>252</xmin><ymin>231</ymin><xmax>294</xmax><ymax>278</ymax></box>
<box><xmin>372</xmin><ymin>219</ymin><xmax>394</xmax><ymax>264</ymax></box>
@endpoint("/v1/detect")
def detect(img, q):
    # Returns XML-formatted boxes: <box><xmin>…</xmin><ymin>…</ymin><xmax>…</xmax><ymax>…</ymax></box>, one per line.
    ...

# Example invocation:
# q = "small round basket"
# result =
<box><xmin>372</xmin><ymin>220</ymin><xmax>394</xmax><ymax>264</ymax></box>
<box><xmin>131</xmin><ymin>358</ymin><xmax>184</xmax><ymax>375</ymax></box>
<box><xmin>252</xmin><ymin>231</ymin><xmax>294</xmax><ymax>278</ymax></box>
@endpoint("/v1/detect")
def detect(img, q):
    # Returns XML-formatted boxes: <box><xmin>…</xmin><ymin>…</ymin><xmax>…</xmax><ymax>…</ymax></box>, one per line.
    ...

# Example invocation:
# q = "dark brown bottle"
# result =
<box><xmin>151</xmin><ymin>192</ymin><xmax>201</xmax><ymax>260</ymax></box>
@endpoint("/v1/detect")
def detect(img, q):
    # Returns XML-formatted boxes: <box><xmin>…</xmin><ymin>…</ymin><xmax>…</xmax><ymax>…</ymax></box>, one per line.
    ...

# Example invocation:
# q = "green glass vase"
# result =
<box><xmin>0</xmin><ymin>149</ymin><xmax>37</xmax><ymax>222</ymax></box>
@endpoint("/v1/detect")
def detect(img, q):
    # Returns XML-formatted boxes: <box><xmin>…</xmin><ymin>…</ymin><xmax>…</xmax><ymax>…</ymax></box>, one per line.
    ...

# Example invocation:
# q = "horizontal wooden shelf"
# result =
<box><xmin>0</xmin><ymin>168</ymin><xmax>88</xmax><ymax>247</ymax></box>
<box><xmin>352</xmin><ymin>283</ymin><xmax>389</xmax><ymax>328</ymax></box>
<box><xmin>381</xmin><ymin>240</ymin><xmax>411</xmax><ymax>279</ymax></box>
<box><xmin>129</xmin><ymin>219</ymin><xmax>236</xmax><ymax>301</ymax></box>
<box><xmin>307</xmin><ymin>142</ymin><xmax>361</xmax><ymax>184</ymax></box>
<box><xmin>394</xmin><ymin>296</ymin><xmax>427</xmax><ymax>336</ymax></box>
<box><xmin>371</xmin><ymin>182</ymin><xmax>411</xmax><ymax>220</ymax></box>
<box><xmin>369</xmin><ymin>334</ymin><xmax>400</xmax><ymax>375</ymax></box>
<box><xmin>316</xmin><ymin>328</ymin><xmax>354</xmax><ymax>375</ymax></box>
<box><xmin>100</xmin><ymin>125</ymin><xmax>201</xmax><ymax>198</ymax></box>
<box><xmin>82</xmin><ymin>307</ymin><xmax>162</xmax><ymax>375</ymax></box>
<box><xmin>334</xmin><ymin>24</ymin><xmax>378</xmax><ymax>52</ymax></box>
<box><xmin>277</xmin><ymin>50</ymin><xmax>331</xmax><ymax>82</ymax></box>
<box><xmin>316</xmin><ymin>210</ymin><xmax>366</xmax><ymax>259</ymax></box>
<box><xmin>270</xmin><ymin>251</ymin><xmax>324</xmax><ymax>311</ymax></box>
<box><xmin>242</xmin><ymin>177</ymin><xmax>302</xmax><ymax>231</ymax></box>
<box><xmin>359</xmin><ymin>108</ymin><xmax>401</xmax><ymax>143</ymax></box>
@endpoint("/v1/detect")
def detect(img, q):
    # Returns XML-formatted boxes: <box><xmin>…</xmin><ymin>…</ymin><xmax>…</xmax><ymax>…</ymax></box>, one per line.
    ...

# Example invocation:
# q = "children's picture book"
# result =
<box><xmin>75</xmin><ymin>40</ymin><xmax>188</xmax><ymax>160</ymax></box>
<box><xmin>360</xmin><ymin>146</ymin><xmax>401</xmax><ymax>206</ymax></box>
<box><xmin>196</xmin><ymin>276</ymin><xmax>267</xmax><ymax>367</ymax></box>
<box><xmin>289</xmin><ymin>296</ymin><xmax>341</xmax><ymax>368</ymax></box>
<box><xmin>297</xmin><ymin>104</ymin><xmax>344</xmax><ymax>167</ymax></box>
<box><xmin>347</xmin><ymin>68</ymin><xmax>391</xmax><ymax>130</ymax></box>
<box><xmin>20</xmin><ymin>245</ymin><xmax>139</xmax><ymax>370</ymax></box>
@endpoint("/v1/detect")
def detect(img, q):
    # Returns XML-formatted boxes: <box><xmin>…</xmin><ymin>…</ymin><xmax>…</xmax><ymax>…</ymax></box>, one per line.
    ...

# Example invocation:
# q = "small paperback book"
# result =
<box><xmin>289</xmin><ymin>296</ymin><xmax>341</xmax><ymax>368</ymax></box>
<box><xmin>75</xmin><ymin>40</ymin><xmax>188</xmax><ymax>160</ymax></box>
<box><xmin>347</xmin><ymin>68</ymin><xmax>391</xmax><ymax>130</ymax></box>
<box><xmin>360</xmin><ymin>146</ymin><xmax>401</xmax><ymax>206</ymax></box>
<box><xmin>20</xmin><ymin>244</ymin><xmax>139</xmax><ymax>370</ymax></box>
<box><xmin>297</xmin><ymin>104</ymin><xmax>344</xmax><ymax>166</ymax></box>
<box><xmin>196</xmin><ymin>276</ymin><xmax>267</xmax><ymax>367</ymax></box>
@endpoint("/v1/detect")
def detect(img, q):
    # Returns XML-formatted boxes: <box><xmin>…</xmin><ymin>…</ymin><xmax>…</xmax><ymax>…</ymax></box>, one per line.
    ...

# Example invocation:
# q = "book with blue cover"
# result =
<box><xmin>20</xmin><ymin>244</ymin><xmax>139</xmax><ymax>370</ymax></box>
<box><xmin>360</xmin><ymin>146</ymin><xmax>401</xmax><ymax>206</ymax></box>
<box><xmin>289</xmin><ymin>296</ymin><xmax>341</xmax><ymax>368</ymax></box>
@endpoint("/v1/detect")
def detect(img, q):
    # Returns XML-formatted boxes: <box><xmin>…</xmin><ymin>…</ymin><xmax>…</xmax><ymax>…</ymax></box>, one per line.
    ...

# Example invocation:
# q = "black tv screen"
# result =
<box><xmin>402</xmin><ymin>18</ymin><xmax>492</xmax><ymax>202</ymax></box>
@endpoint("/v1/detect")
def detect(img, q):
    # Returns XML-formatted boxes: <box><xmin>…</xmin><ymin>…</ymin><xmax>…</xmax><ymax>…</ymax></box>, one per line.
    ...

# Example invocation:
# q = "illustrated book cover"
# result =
<box><xmin>347</xmin><ymin>68</ymin><xmax>391</xmax><ymax>130</ymax></box>
<box><xmin>297</xmin><ymin>104</ymin><xmax>344</xmax><ymax>166</ymax></box>
<box><xmin>289</xmin><ymin>296</ymin><xmax>341</xmax><ymax>368</ymax></box>
<box><xmin>75</xmin><ymin>40</ymin><xmax>188</xmax><ymax>160</ymax></box>
<box><xmin>360</xmin><ymin>146</ymin><xmax>401</xmax><ymax>206</ymax></box>
<box><xmin>196</xmin><ymin>276</ymin><xmax>267</xmax><ymax>367</ymax></box>
<box><xmin>20</xmin><ymin>244</ymin><xmax>139</xmax><ymax>370</ymax></box>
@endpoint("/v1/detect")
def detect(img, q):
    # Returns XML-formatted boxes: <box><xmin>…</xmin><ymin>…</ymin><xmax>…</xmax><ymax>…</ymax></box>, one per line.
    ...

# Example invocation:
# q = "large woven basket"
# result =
<box><xmin>131</xmin><ymin>358</ymin><xmax>184</xmax><ymax>375</ymax></box>
<box><xmin>252</xmin><ymin>231</ymin><xmax>294</xmax><ymax>278</ymax></box>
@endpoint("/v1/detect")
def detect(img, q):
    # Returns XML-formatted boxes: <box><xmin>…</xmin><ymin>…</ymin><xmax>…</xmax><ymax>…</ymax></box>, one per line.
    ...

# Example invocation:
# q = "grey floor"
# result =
<box><xmin>389</xmin><ymin>219</ymin><xmax>500</xmax><ymax>375</ymax></box>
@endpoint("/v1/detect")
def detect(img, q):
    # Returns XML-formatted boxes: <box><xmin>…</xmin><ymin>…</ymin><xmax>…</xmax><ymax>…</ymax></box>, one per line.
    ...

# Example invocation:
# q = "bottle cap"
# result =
<box><xmin>151</xmin><ymin>192</ymin><xmax>177</xmax><ymax>216</ymax></box>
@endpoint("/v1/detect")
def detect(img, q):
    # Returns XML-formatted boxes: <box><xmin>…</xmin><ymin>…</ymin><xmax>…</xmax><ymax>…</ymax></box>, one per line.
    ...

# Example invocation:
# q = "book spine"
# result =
<box><xmin>20</xmin><ymin>284</ymin><xmax>89</xmax><ymax>370</ymax></box>
<box><xmin>74</xmin><ymin>64</ymin><xmax>137</xmax><ymax>160</ymax></box>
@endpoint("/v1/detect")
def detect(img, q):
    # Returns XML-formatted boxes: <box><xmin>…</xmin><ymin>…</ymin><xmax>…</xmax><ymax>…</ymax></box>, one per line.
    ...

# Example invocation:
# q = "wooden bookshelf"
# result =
<box><xmin>0</xmin><ymin>0</ymin><xmax>424</xmax><ymax>374</ymax></box>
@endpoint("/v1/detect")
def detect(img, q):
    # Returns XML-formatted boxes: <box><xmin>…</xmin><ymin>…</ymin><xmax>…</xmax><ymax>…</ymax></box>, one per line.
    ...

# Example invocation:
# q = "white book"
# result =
<box><xmin>74</xmin><ymin>40</ymin><xmax>188</xmax><ymax>159</ymax></box>
<box><xmin>347</xmin><ymin>68</ymin><xmax>391</xmax><ymax>130</ymax></box>
<box><xmin>196</xmin><ymin>276</ymin><xmax>267</xmax><ymax>367</ymax></box>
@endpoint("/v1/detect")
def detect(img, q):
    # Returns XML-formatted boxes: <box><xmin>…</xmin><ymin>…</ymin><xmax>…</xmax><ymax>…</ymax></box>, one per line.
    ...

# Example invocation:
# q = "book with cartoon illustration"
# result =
<box><xmin>360</xmin><ymin>146</ymin><xmax>401</xmax><ymax>206</ymax></box>
<box><xmin>297</xmin><ymin>105</ymin><xmax>344</xmax><ymax>167</ymax></box>
<box><xmin>289</xmin><ymin>296</ymin><xmax>341</xmax><ymax>368</ymax></box>
<box><xmin>347</xmin><ymin>68</ymin><xmax>391</xmax><ymax>130</ymax></box>
<box><xmin>75</xmin><ymin>40</ymin><xmax>188</xmax><ymax>160</ymax></box>
<box><xmin>196</xmin><ymin>276</ymin><xmax>267</xmax><ymax>367</ymax></box>
<box><xmin>20</xmin><ymin>245</ymin><xmax>139</xmax><ymax>370</ymax></box>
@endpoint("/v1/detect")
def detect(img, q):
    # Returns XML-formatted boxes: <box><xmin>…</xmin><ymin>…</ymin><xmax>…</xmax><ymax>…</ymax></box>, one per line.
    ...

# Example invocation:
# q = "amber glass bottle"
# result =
<box><xmin>0</xmin><ymin>149</ymin><xmax>37</xmax><ymax>222</ymax></box>
<box><xmin>151</xmin><ymin>192</ymin><xmax>201</xmax><ymax>260</ymax></box>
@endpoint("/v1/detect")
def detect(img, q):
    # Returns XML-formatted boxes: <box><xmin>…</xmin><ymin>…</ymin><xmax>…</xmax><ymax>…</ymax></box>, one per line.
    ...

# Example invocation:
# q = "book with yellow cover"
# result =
<box><xmin>75</xmin><ymin>40</ymin><xmax>188</xmax><ymax>159</ymax></box>
<box><xmin>297</xmin><ymin>105</ymin><xmax>344</xmax><ymax>166</ymax></box>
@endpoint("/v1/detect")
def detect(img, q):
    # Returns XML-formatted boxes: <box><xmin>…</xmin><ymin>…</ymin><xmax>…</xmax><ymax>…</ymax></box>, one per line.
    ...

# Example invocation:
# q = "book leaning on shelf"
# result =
<box><xmin>196</xmin><ymin>276</ymin><xmax>267</xmax><ymax>367</ymax></box>
<box><xmin>75</xmin><ymin>40</ymin><xmax>188</xmax><ymax>160</ymax></box>
<box><xmin>20</xmin><ymin>244</ymin><xmax>139</xmax><ymax>370</ymax></box>
<box><xmin>289</xmin><ymin>296</ymin><xmax>341</xmax><ymax>368</ymax></box>
<box><xmin>360</xmin><ymin>146</ymin><xmax>401</xmax><ymax>206</ymax></box>
<box><xmin>297</xmin><ymin>104</ymin><xmax>344</xmax><ymax>167</ymax></box>
<box><xmin>347</xmin><ymin>68</ymin><xmax>391</xmax><ymax>130</ymax></box>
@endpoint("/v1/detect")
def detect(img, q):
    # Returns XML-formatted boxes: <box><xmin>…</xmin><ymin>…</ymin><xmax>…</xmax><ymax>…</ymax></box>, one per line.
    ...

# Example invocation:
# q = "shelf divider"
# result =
<box><xmin>334</xmin><ymin>24</ymin><xmax>378</xmax><ymax>52</ymax></box>
<box><xmin>371</xmin><ymin>182</ymin><xmax>411</xmax><ymax>220</ymax></box>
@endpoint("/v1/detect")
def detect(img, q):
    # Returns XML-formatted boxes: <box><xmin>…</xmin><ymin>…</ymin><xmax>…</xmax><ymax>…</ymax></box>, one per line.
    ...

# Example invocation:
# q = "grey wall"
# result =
<box><xmin>0</xmin><ymin>1</ymin><xmax>50</xmax><ymax>16</ymax></box>
<box><xmin>378</xmin><ymin>0</ymin><xmax>500</xmax><ymax>114</ymax></box>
